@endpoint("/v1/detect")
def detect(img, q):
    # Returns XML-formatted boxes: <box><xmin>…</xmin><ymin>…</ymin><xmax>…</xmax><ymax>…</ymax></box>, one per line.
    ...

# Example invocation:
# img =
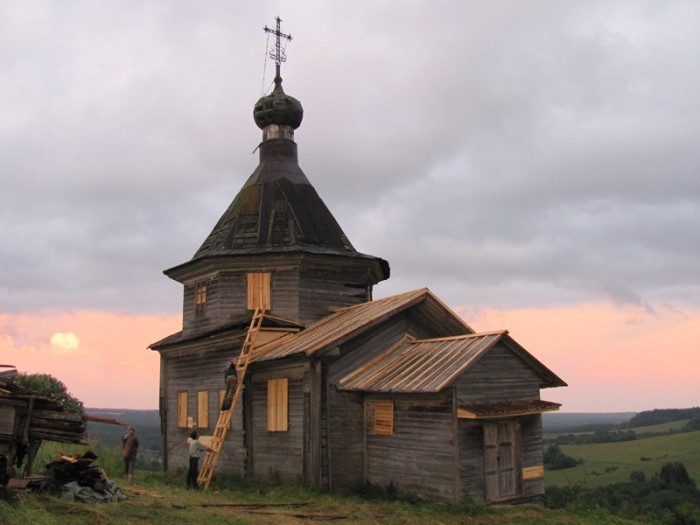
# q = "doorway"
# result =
<box><xmin>483</xmin><ymin>420</ymin><xmax>521</xmax><ymax>502</ymax></box>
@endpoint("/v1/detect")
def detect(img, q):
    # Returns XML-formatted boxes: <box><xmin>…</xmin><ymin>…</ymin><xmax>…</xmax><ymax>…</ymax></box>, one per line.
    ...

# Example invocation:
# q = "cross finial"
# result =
<box><xmin>264</xmin><ymin>16</ymin><xmax>292</xmax><ymax>82</ymax></box>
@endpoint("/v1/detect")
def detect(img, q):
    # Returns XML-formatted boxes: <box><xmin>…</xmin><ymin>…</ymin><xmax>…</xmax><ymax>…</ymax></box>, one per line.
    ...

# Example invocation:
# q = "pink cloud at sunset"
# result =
<box><xmin>1</xmin><ymin>302</ymin><xmax>697</xmax><ymax>413</ymax></box>
<box><xmin>457</xmin><ymin>302</ymin><xmax>700</xmax><ymax>413</ymax></box>
<box><xmin>0</xmin><ymin>311</ymin><xmax>179</xmax><ymax>409</ymax></box>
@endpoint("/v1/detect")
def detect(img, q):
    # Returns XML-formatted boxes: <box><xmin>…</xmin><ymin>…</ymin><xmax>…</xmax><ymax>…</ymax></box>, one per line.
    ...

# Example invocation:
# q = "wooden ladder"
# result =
<box><xmin>197</xmin><ymin>307</ymin><xmax>266</xmax><ymax>489</ymax></box>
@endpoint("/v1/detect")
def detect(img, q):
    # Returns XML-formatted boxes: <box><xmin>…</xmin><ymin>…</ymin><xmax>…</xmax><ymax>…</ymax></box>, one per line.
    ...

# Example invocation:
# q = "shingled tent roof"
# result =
<box><xmin>166</xmin><ymin>75</ymin><xmax>389</xmax><ymax>281</ymax></box>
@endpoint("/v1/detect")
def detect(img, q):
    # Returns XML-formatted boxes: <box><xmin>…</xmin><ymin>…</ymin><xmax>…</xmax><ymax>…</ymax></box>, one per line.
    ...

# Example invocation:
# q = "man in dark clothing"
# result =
<box><xmin>122</xmin><ymin>426</ymin><xmax>139</xmax><ymax>484</ymax></box>
<box><xmin>221</xmin><ymin>358</ymin><xmax>238</xmax><ymax>410</ymax></box>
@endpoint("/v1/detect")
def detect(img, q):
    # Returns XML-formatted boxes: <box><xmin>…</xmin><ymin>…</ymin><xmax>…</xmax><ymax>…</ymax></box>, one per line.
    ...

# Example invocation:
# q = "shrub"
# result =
<box><xmin>658</xmin><ymin>462</ymin><xmax>696</xmax><ymax>488</ymax></box>
<box><xmin>544</xmin><ymin>444</ymin><xmax>580</xmax><ymax>470</ymax></box>
<box><xmin>630</xmin><ymin>470</ymin><xmax>646</xmax><ymax>483</ymax></box>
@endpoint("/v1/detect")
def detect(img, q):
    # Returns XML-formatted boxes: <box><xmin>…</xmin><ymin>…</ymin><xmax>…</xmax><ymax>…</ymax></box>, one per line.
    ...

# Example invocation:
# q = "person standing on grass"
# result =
<box><xmin>187</xmin><ymin>430</ymin><xmax>213</xmax><ymax>489</ymax></box>
<box><xmin>122</xmin><ymin>426</ymin><xmax>139</xmax><ymax>485</ymax></box>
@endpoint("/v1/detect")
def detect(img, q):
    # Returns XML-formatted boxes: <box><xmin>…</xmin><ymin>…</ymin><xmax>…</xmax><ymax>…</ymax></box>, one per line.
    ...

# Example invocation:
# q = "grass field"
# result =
<box><xmin>630</xmin><ymin>419</ymin><xmax>691</xmax><ymax>434</ymax></box>
<box><xmin>545</xmin><ymin>429</ymin><xmax>700</xmax><ymax>488</ymax></box>
<box><xmin>0</xmin><ymin>443</ymin><xmax>641</xmax><ymax>525</ymax></box>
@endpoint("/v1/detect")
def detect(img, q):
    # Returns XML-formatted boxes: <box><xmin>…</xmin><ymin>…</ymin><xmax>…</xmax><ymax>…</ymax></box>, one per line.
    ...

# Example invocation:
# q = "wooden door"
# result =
<box><xmin>483</xmin><ymin>420</ymin><xmax>521</xmax><ymax>502</ymax></box>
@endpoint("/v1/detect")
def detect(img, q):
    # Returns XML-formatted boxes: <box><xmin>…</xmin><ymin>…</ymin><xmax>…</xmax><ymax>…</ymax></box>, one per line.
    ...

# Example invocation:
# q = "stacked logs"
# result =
<box><xmin>0</xmin><ymin>379</ymin><xmax>86</xmax><ymax>445</ymax></box>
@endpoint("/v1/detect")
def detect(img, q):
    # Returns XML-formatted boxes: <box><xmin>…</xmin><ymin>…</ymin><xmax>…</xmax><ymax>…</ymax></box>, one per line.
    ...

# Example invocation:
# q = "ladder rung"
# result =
<box><xmin>197</xmin><ymin>307</ymin><xmax>266</xmax><ymax>489</ymax></box>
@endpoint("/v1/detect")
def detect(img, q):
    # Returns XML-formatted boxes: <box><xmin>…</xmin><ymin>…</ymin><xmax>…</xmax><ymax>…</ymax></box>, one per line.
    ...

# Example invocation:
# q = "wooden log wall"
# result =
<box><xmin>364</xmin><ymin>393</ymin><xmax>456</xmax><ymax>500</ymax></box>
<box><xmin>458</xmin><ymin>419</ymin><xmax>485</xmax><ymax>501</ymax></box>
<box><xmin>247</xmin><ymin>361</ymin><xmax>306</xmax><ymax>480</ymax></box>
<box><xmin>182</xmin><ymin>269</ymin><xmax>300</xmax><ymax>335</ymax></box>
<box><xmin>162</xmin><ymin>339</ymin><xmax>246</xmax><ymax>474</ymax></box>
<box><xmin>520</xmin><ymin>414</ymin><xmax>545</xmax><ymax>498</ymax></box>
<box><xmin>325</xmin><ymin>314</ymin><xmax>412</xmax><ymax>490</ymax></box>
<box><xmin>453</xmin><ymin>344</ymin><xmax>542</xmax><ymax>403</ymax></box>
<box><xmin>325</xmin><ymin>387</ymin><xmax>364</xmax><ymax>490</ymax></box>
<box><xmin>328</xmin><ymin>313</ymin><xmax>410</xmax><ymax>384</ymax></box>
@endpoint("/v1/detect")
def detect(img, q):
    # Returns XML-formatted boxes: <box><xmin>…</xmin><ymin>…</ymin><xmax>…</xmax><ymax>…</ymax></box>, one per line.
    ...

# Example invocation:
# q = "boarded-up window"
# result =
<box><xmin>267</xmin><ymin>378</ymin><xmax>288</xmax><ymax>432</ymax></box>
<box><xmin>195</xmin><ymin>282</ymin><xmax>207</xmax><ymax>315</ymax></box>
<box><xmin>247</xmin><ymin>273</ymin><xmax>271</xmax><ymax>310</ymax></box>
<box><xmin>177</xmin><ymin>391</ymin><xmax>188</xmax><ymax>428</ymax></box>
<box><xmin>374</xmin><ymin>399</ymin><xmax>393</xmax><ymax>436</ymax></box>
<box><xmin>197</xmin><ymin>391</ymin><xmax>209</xmax><ymax>428</ymax></box>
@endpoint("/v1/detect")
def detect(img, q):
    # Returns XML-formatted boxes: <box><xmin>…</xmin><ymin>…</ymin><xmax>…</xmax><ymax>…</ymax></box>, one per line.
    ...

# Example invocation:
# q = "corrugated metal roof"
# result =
<box><xmin>253</xmin><ymin>288</ymin><xmax>472</xmax><ymax>362</ymax></box>
<box><xmin>457</xmin><ymin>400</ymin><xmax>562</xmax><ymax>419</ymax></box>
<box><xmin>337</xmin><ymin>332</ymin><xmax>507</xmax><ymax>393</ymax></box>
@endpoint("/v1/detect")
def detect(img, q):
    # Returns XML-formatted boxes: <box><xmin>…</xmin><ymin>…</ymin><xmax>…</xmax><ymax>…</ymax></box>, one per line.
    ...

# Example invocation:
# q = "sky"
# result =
<box><xmin>1</xmin><ymin>1</ymin><xmax>698</xmax><ymax>412</ymax></box>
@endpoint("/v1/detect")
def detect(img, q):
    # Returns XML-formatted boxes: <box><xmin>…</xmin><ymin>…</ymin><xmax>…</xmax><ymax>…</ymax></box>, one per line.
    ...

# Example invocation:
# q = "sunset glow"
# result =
<box><xmin>2</xmin><ymin>302</ymin><xmax>697</xmax><ymax>412</ymax></box>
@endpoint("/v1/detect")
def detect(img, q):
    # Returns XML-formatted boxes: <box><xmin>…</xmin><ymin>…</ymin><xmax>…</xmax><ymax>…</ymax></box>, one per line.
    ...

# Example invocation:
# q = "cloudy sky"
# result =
<box><xmin>2</xmin><ymin>1</ymin><xmax>698</xmax><ymax>412</ymax></box>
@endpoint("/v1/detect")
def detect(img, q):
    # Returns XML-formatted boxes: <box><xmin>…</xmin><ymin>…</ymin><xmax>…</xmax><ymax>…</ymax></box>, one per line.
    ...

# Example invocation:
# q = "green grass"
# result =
<box><xmin>629</xmin><ymin>419</ymin><xmax>691</xmax><ymax>434</ymax></box>
<box><xmin>546</xmin><ymin>429</ymin><xmax>700</xmax><ymax>488</ymax></box>
<box><xmin>1</xmin><ymin>444</ymin><xmax>639</xmax><ymax>525</ymax></box>
<box><xmin>0</xmin><ymin>478</ymin><xmax>641</xmax><ymax>525</ymax></box>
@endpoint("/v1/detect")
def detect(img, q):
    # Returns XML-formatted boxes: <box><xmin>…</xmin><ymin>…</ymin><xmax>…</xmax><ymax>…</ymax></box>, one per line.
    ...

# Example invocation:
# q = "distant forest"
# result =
<box><xmin>627</xmin><ymin>407</ymin><xmax>700</xmax><ymax>428</ymax></box>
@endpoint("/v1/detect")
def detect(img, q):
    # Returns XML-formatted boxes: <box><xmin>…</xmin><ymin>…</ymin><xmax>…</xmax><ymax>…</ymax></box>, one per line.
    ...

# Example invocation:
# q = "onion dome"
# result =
<box><xmin>253</xmin><ymin>75</ymin><xmax>303</xmax><ymax>130</ymax></box>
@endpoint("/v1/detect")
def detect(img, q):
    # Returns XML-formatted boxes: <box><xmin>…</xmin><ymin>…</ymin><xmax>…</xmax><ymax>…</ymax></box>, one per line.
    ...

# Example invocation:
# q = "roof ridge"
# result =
<box><xmin>409</xmin><ymin>330</ymin><xmax>508</xmax><ymax>344</ymax></box>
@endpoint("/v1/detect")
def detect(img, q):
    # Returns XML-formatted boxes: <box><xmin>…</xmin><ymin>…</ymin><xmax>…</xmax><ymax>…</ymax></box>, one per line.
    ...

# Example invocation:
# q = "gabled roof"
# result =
<box><xmin>338</xmin><ymin>332</ymin><xmax>502</xmax><ymax>393</ymax></box>
<box><xmin>253</xmin><ymin>288</ymin><xmax>474</xmax><ymax>362</ymax></box>
<box><xmin>337</xmin><ymin>331</ymin><xmax>567</xmax><ymax>393</ymax></box>
<box><xmin>338</xmin><ymin>330</ymin><xmax>566</xmax><ymax>393</ymax></box>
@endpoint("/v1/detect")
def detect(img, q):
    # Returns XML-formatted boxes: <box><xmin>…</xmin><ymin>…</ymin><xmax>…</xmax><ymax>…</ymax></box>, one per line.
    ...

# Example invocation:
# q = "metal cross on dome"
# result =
<box><xmin>264</xmin><ymin>16</ymin><xmax>292</xmax><ymax>75</ymax></box>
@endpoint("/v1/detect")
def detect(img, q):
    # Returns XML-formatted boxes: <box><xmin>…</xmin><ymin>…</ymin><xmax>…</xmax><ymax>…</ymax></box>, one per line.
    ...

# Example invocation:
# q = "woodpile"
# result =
<box><xmin>44</xmin><ymin>451</ymin><xmax>101</xmax><ymax>487</ymax></box>
<box><xmin>0</xmin><ymin>379</ymin><xmax>86</xmax><ymax>445</ymax></box>
<box><xmin>43</xmin><ymin>451</ymin><xmax>127</xmax><ymax>503</ymax></box>
<box><xmin>1</xmin><ymin>378</ymin><xmax>88</xmax><ymax>480</ymax></box>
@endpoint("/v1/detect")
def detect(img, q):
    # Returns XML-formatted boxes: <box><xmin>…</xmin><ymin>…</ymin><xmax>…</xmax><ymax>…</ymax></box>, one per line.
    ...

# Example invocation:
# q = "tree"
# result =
<box><xmin>543</xmin><ymin>444</ymin><xmax>580</xmax><ymax>470</ymax></box>
<box><xmin>9</xmin><ymin>373</ymin><xmax>84</xmax><ymax>415</ymax></box>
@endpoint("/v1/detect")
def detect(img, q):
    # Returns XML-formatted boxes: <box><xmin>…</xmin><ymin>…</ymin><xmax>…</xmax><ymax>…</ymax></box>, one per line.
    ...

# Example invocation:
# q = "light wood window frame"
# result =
<box><xmin>197</xmin><ymin>391</ymin><xmax>209</xmax><ymax>428</ymax></box>
<box><xmin>247</xmin><ymin>272</ymin><xmax>271</xmax><ymax>310</ymax></box>
<box><xmin>374</xmin><ymin>399</ymin><xmax>394</xmax><ymax>436</ymax></box>
<box><xmin>267</xmin><ymin>378</ymin><xmax>288</xmax><ymax>432</ymax></box>
<box><xmin>195</xmin><ymin>281</ymin><xmax>208</xmax><ymax>315</ymax></box>
<box><xmin>177</xmin><ymin>391</ymin><xmax>188</xmax><ymax>428</ymax></box>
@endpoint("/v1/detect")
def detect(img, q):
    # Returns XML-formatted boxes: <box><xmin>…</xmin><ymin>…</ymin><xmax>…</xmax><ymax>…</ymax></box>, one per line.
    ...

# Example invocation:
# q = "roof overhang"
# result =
<box><xmin>458</xmin><ymin>399</ymin><xmax>562</xmax><ymax>419</ymax></box>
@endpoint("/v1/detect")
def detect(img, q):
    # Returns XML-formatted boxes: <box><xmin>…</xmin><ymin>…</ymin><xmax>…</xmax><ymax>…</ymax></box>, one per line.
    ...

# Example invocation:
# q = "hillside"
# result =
<box><xmin>542</xmin><ymin>412</ymin><xmax>635</xmax><ymax>433</ymax></box>
<box><xmin>85</xmin><ymin>408</ymin><xmax>161</xmax><ymax>467</ymax></box>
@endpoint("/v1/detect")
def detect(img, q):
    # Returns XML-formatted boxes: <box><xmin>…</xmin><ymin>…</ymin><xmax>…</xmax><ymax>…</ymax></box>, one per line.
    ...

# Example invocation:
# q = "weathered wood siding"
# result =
<box><xmin>324</xmin><ymin>311</ymin><xmax>458</xmax><ymax>492</ymax></box>
<box><xmin>325</xmin><ymin>388</ymin><xmax>364</xmax><ymax>489</ymax></box>
<box><xmin>453</xmin><ymin>344</ymin><xmax>546</xmax><ymax>502</ymax></box>
<box><xmin>453</xmin><ymin>344</ymin><xmax>542</xmax><ymax>403</ymax></box>
<box><xmin>298</xmin><ymin>263</ymin><xmax>374</xmax><ymax>325</ymax></box>
<box><xmin>365</xmin><ymin>393</ymin><xmax>456</xmax><ymax>500</ymax></box>
<box><xmin>520</xmin><ymin>415</ymin><xmax>545</xmax><ymax>498</ymax></box>
<box><xmin>247</xmin><ymin>362</ymin><xmax>306</xmax><ymax>479</ymax></box>
<box><xmin>458</xmin><ymin>419</ymin><xmax>485</xmax><ymax>501</ymax></box>
<box><xmin>324</xmin><ymin>313</ymin><xmax>411</xmax><ymax>490</ymax></box>
<box><xmin>182</xmin><ymin>268</ymin><xmax>300</xmax><ymax>335</ymax></box>
<box><xmin>328</xmin><ymin>313</ymin><xmax>410</xmax><ymax>385</ymax></box>
<box><xmin>161</xmin><ymin>338</ymin><xmax>246</xmax><ymax>474</ymax></box>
